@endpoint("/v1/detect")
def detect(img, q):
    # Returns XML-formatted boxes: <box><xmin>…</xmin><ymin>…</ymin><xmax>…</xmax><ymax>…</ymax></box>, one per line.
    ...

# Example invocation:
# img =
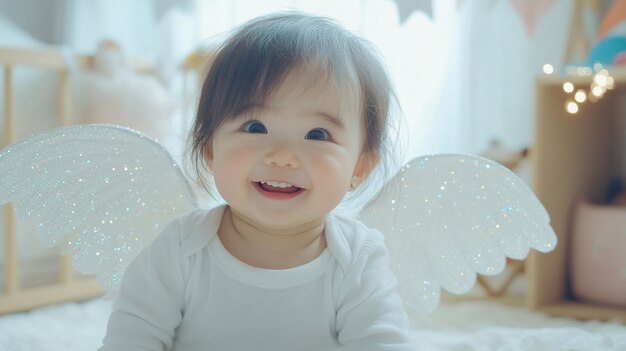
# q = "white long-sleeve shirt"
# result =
<box><xmin>100</xmin><ymin>205</ymin><xmax>415</xmax><ymax>350</ymax></box>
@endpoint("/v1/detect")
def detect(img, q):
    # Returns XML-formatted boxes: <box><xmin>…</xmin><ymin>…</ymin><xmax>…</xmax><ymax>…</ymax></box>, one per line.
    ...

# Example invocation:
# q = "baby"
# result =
<box><xmin>100</xmin><ymin>11</ymin><xmax>414</xmax><ymax>350</ymax></box>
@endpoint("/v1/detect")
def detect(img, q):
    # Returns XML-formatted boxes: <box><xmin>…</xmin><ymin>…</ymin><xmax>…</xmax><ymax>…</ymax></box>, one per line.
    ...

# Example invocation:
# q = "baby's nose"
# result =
<box><xmin>264</xmin><ymin>145</ymin><xmax>300</xmax><ymax>168</ymax></box>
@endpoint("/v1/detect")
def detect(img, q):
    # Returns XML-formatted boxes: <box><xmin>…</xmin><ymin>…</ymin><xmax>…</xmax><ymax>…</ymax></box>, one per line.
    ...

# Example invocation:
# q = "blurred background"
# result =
<box><xmin>2</xmin><ymin>0</ymin><xmax>626</xmax><ymax>339</ymax></box>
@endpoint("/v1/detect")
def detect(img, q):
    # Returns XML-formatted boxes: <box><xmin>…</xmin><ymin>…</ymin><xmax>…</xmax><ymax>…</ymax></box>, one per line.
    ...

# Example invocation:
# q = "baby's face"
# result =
<box><xmin>206</xmin><ymin>69</ymin><xmax>366</xmax><ymax>230</ymax></box>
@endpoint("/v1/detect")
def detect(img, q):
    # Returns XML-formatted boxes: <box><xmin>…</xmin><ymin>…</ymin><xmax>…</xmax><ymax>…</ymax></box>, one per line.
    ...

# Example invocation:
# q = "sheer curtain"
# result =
<box><xmin>445</xmin><ymin>0</ymin><xmax>573</xmax><ymax>154</ymax></box>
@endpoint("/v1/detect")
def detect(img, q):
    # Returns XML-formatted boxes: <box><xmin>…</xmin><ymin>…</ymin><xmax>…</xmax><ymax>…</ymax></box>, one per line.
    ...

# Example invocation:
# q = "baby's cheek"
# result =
<box><xmin>212</xmin><ymin>150</ymin><xmax>251</xmax><ymax>198</ymax></box>
<box><xmin>315</xmin><ymin>152</ymin><xmax>355</xmax><ymax>179</ymax></box>
<box><xmin>312</xmin><ymin>155</ymin><xmax>352</xmax><ymax>198</ymax></box>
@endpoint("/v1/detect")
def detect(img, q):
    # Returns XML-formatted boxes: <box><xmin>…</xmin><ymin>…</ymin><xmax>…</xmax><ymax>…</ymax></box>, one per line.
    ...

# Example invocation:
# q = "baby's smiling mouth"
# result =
<box><xmin>257</xmin><ymin>181</ymin><xmax>303</xmax><ymax>194</ymax></box>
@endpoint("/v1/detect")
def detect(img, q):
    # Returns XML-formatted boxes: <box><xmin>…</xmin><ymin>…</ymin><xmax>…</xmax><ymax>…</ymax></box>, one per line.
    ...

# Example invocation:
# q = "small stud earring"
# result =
<box><xmin>350</xmin><ymin>182</ymin><xmax>357</xmax><ymax>189</ymax></box>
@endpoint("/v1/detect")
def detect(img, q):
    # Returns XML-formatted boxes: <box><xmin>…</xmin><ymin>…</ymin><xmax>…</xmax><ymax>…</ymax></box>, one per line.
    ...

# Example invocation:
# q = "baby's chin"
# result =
<box><xmin>237</xmin><ymin>211</ymin><xmax>326</xmax><ymax>236</ymax></box>
<box><xmin>262</xmin><ymin>217</ymin><xmax>325</xmax><ymax>234</ymax></box>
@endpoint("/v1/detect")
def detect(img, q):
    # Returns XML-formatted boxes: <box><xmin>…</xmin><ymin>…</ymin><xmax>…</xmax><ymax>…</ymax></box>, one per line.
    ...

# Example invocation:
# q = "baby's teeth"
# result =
<box><xmin>261</xmin><ymin>181</ymin><xmax>292</xmax><ymax>188</ymax></box>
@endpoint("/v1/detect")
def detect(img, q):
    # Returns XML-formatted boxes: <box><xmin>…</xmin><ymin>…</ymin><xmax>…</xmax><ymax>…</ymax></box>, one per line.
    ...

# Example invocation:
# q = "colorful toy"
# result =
<box><xmin>588</xmin><ymin>0</ymin><xmax>626</xmax><ymax>66</ymax></box>
<box><xmin>588</xmin><ymin>35</ymin><xmax>626</xmax><ymax>65</ymax></box>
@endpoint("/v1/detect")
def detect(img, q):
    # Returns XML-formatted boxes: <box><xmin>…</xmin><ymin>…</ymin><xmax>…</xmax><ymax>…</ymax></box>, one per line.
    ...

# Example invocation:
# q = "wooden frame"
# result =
<box><xmin>527</xmin><ymin>67</ymin><xmax>626</xmax><ymax>322</ymax></box>
<box><xmin>0</xmin><ymin>46</ymin><xmax>112</xmax><ymax>314</ymax></box>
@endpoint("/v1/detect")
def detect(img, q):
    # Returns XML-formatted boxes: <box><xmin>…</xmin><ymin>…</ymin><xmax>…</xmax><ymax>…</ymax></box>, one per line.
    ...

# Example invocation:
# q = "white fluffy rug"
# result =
<box><xmin>1</xmin><ymin>298</ymin><xmax>625</xmax><ymax>350</ymax></box>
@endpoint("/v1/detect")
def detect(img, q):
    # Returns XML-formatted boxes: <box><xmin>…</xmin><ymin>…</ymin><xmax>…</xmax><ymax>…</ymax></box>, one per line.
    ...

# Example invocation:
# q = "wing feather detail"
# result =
<box><xmin>360</xmin><ymin>154</ymin><xmax>557</xmax><ymax>314</ymax></box>
<box><xmin>0</xmin><ymin>124</ymin><xmax>197</xmax><ymax>290</ymax></box>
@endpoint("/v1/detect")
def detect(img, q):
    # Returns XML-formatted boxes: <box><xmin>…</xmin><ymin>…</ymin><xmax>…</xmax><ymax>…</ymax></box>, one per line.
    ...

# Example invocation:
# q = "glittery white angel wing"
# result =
<box><xmin>0</xmin><ymin>124</ymin><xmax>197</xmax><ymax>290</ymax></box>
<box><xmin>360</xmin><ymin>154</ymin><xmax>557</xmax><ymax>315</ymax></box>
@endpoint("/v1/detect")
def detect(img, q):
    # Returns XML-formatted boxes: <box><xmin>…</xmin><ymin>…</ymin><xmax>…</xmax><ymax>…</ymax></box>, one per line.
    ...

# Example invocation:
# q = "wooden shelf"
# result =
<box><xmin>527</xmin><ymin>67</ymin><xmax>626</xmax><ymax>322</ymax></box>
<box><xmin>537</xmin><ymin>301</ymin><xmax>626</xmax><ymax>323</ymax></box>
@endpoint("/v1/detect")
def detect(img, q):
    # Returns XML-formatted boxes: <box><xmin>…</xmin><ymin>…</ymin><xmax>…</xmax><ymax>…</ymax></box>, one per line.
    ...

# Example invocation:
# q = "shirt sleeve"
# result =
<box><xmin>335</xmin><ymin>232</ymin><xmax>415</xmax><ymax>351</ymax></box>
<box><xmin>99</xmin><ymin>219</ymin><xmax>186</xmax><ymax>351</ymax></box>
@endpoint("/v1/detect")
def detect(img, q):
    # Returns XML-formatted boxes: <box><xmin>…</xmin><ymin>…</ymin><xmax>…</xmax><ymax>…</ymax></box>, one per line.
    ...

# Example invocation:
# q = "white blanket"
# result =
<box><xmin>1</xmin><ymin>299</ymin><xmax>625</xmax><ymax>350</ymax></box>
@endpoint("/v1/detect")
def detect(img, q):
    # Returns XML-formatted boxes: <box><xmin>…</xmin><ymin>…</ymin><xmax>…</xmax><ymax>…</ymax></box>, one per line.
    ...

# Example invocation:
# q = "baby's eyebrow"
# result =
<box><xmin>316</xmin><ymin>112</ymin><xmax>345</xmax><ymax>130</ymax></box>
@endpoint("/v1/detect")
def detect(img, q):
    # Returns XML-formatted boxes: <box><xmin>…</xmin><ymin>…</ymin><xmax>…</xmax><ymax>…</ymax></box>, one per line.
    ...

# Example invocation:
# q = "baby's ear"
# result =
<box><xmin>351</xmin><ymin>153</ymin><xmax>378</xmax><ymax>188</ymax></box>
<box><xmin>204</xmin><ymin>146</ymin><xmax>214</xmax><ymax>171</ymax></box>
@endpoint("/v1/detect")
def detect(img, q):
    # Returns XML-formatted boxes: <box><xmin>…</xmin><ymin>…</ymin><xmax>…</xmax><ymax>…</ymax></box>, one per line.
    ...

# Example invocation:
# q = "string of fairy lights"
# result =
<box><xmin>542</xmin><ymin>63</ymin><xmax>616</xmax><ymax>114</ymax></box>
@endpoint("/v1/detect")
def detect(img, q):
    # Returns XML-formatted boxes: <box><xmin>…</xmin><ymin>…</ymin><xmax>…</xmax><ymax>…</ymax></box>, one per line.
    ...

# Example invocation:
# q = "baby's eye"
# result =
<box><xmin>242</xmin><ymin>120</ymin><xmax>267</xmax><ymax>134</ymax></box>
<box><xmin>305</xmin><ymin>128</ymin><xmax>330</xmax><ymax>141</ymax></box>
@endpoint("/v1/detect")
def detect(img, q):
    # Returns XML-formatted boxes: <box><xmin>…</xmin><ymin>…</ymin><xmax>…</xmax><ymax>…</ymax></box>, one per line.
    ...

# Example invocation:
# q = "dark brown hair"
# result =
<box><xmin>190</xmin><ymin>11</ymin><xmax>398</xmax><ymax>199</ymax></box>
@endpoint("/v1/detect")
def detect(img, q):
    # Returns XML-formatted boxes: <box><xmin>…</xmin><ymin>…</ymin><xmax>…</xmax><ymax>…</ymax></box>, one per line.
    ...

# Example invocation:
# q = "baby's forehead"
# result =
<box><xmin>266</xmin><ymin>64</ymin><xmax>363</xmax><ymax>118</ymax></box>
